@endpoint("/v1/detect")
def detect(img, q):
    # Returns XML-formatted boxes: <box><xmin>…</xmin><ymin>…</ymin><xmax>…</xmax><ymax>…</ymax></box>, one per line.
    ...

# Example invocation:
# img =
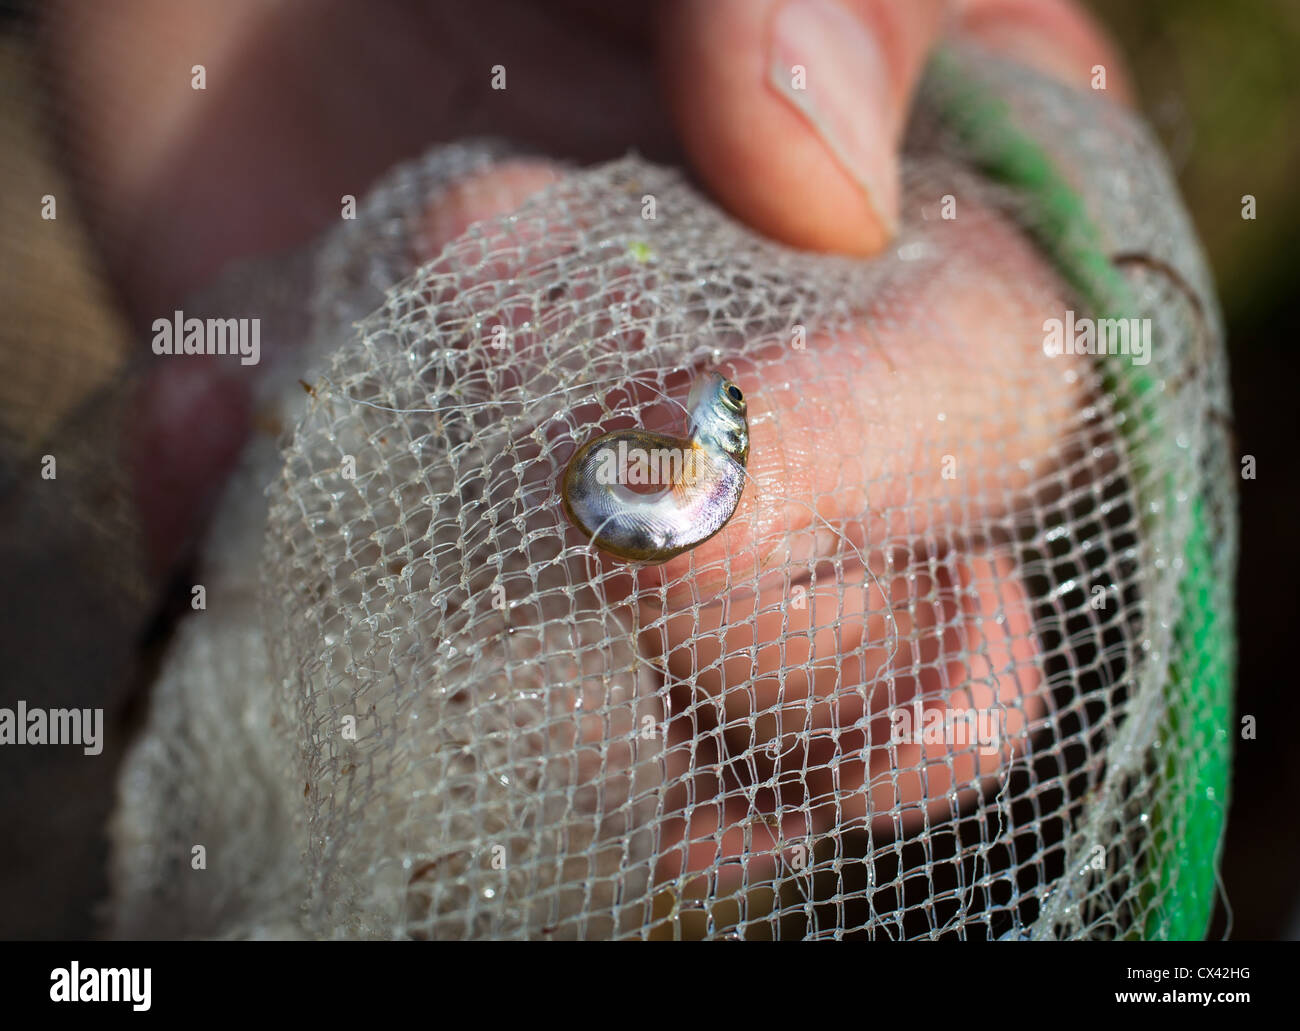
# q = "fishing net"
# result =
<box><xmin>105</xmin><ymin>45</ymin><xmax>1235</xmax><ymax>940</ymax></box>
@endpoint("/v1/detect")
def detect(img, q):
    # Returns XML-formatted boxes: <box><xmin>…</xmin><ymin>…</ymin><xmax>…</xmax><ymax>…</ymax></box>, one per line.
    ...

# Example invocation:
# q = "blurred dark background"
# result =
<box><xmin>0</xmin><ymin>0</ymin><xmax>1296</xmax><ymax>938</ymax></box>
<box><xmin>1084</xmin><ymin>0</ymin><xmax>1300</xmax><ymax>939</ymax></box>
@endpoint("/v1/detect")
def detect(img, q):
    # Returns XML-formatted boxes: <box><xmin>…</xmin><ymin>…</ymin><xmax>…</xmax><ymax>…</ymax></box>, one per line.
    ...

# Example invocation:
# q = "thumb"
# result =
<box><xmin>657</xmin><ymin>0</ymin><xmax>952</xmax><ymax>255</ymax></box>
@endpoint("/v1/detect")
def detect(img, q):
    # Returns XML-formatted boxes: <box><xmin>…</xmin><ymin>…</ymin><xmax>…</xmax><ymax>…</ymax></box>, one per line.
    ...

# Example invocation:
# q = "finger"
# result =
<box><xmin>955</xmin><ymin>0</ymin><xmax>1135</xmax><ymax>105</ymax></box>
<box><xmin>591</xmin><ymin>195</ymin><xmax>1086</xmax><ymax>611</ymax></box>
<box><xmin>825</xmin><ymin>549</ymin><xmax>1043</xmax><ymax>836</ymax></box>
<box><xmin>621</xmin><ymin>200</ymin><xmax>1073</xmax><ymax>886</ymax></box>
<box><xmin>649</xmin><ymin>547</ymin><xmax>1044</xmax><ymax>890</ymax></box>
<box><xmin>129</xmin><ymin>359</ymin><xmax>253</xmax><ymax>576</ymax></box>
<box><xmin>415</xmin><ymin>161</ymin><xmax>566</xmax><ymax>262</ymax></box>
<box><xmin>44</xmin><ymin>0</ymin><xmax>671</xmax><ymax>323</ymax></box>
<box><xmin>132</xmin><ymin>158</ymin><xmax>566</xmax><ymax>572</ymax></box>
<box><xmin>658</xmin><ymin>0</ymin><xmax>953</xmax><ymax>256</ymax></box>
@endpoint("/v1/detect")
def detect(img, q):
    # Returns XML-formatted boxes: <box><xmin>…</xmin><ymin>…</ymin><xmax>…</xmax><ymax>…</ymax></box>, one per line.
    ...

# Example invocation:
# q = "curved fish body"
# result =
<box><xmin>562</xmin><ymin>372</ymin><xmax>749</xmax><ymax>563</ymax></box>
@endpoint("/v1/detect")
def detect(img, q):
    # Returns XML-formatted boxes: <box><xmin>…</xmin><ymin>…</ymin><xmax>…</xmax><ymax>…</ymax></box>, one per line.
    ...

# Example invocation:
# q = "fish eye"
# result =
<box><xmin>724</xmin><ymin>383</ymin><xmax>744</xmax><ymax>406</ymax></box>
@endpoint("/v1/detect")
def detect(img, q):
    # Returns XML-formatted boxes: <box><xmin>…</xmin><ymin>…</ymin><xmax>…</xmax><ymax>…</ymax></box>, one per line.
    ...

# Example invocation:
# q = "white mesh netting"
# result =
<box><xmin>108</xmin><ymin>48</ymin><xmax>1234</xmax><ymax>940</ymax></box>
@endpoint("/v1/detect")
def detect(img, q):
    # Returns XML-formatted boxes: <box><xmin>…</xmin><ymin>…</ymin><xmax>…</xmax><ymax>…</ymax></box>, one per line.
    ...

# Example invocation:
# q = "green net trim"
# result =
<box><xmin>928</xmin><ymin>49</ymin><xmax>1233</xmax><ymax>939</ymax></box>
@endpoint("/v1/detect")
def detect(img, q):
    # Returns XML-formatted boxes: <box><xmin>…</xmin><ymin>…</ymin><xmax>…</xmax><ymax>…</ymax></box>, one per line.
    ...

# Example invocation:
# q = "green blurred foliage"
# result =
<box><xmin>1087</xmin><ymin>0</ymin><xmax>1300</xmax><ymax>338</ymax></box>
